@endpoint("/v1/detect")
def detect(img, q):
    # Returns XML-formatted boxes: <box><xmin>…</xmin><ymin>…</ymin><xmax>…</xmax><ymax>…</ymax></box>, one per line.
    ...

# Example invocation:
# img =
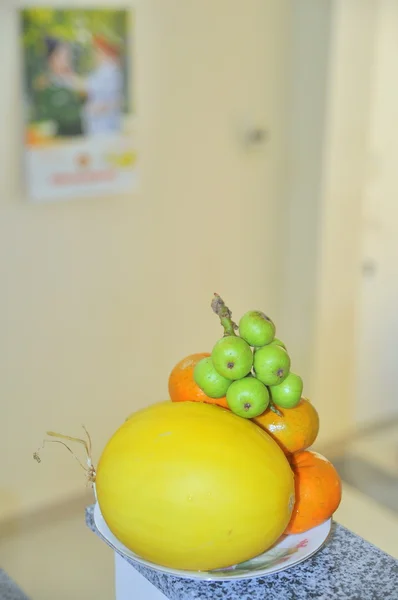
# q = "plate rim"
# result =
<box><xmin>93</xmin><ymin>503</ymin><xmax>332</xmax><ymax>582</ymax></box>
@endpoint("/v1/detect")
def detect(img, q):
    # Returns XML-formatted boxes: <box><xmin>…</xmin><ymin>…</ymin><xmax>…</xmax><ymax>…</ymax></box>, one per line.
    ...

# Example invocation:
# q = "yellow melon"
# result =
<box><xmin>95</xmin><ymin>401</ymin><xmax>294</xmax><ymax>571</ymax></box>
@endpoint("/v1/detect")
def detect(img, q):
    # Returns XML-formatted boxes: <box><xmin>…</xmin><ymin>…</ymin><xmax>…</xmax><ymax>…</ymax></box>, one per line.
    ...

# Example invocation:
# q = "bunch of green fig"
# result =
<box><xmin>194</xmin><ymin>301</ymin><xmax>303</xmax><ymax>419</ymax></box>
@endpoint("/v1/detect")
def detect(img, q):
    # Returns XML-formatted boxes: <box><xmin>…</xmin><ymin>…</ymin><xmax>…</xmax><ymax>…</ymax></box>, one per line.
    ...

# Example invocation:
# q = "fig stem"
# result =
<box><xmin>211</xmin><ymin>293</ymin><xmax>238</xmax><ymax>336</ymax></box>
<box><xmin>270</xmin><ymin>402</ymin><xmax>283</xmax><ymax>417</ymax></box>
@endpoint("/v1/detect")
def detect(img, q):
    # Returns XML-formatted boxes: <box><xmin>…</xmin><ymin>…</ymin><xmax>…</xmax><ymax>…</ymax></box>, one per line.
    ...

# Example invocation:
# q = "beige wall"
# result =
<box><xmin>0</xmin><ymin>1</ymin><xmax>292</xmax><ymax>519</ymax></box>
<box><xmin>311</xmin><ymin>0</ymin><xmax>378</xmax><ymax>447</ymax></box>
<box><xmin>280</xmin><ymin>0</ymin><xmax>380</xmax><ymax>450</ymax></box>
<box><xmin>1</xmin><ymin>0</ymin><xmax>375</xmax><ymax>518</ymax></box>
<box><xmin>355</xmin><ymin>0</ymin><xmax>398</xmax><ymax>426</ymax></box>
<box><xmin>282</xmin><ymin>0</ymin><xmax>331</xmax><ymax>392</ymax></box>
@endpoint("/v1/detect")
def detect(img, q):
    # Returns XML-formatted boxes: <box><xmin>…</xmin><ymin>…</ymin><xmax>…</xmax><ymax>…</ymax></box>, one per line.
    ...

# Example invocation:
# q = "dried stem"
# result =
<box><xmin>46</xmin><ymin>431</ymin><xmax>90</xmax><ymax>457</ymax></box>
<box><xmin>33</xmin><ymin>426</ymin><xmax>96</xmax><ymax>484</ymax></box>
<box><xmin>211</xmin><ymin>293</ymin><xmax>238</xmax><ymax>336</ymax></box>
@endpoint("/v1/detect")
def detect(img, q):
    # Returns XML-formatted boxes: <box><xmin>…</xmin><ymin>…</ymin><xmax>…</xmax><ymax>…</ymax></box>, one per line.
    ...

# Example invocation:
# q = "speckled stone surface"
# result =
<box><xmin>86</xmin><ymin>505</ymin><xmax>398</xmax><ymax>599</ymax></box>
<box><xmin>0</xmin><ymin>570</ymin><xmax>30</xmax><ymax>600</ymax></box>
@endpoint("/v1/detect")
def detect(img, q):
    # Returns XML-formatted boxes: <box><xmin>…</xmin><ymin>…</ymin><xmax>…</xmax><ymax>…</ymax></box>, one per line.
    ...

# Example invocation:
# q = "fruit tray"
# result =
<box><xmin>93</xmin><ymin>503</ymin><xmax>331</xmax><ymax>582</ymax></box>
<box><xmin>35</xmin><ymin>294</ymin><xmax>339</xmax><ymax>580</ymax></box>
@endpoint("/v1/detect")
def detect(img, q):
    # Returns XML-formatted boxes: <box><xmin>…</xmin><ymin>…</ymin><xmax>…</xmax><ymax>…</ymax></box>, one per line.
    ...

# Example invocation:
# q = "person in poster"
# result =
<box><xmin>34</xmin><ymin>36</ymin><xmax>85</xmax><ymax>137</ymax></box>
<box><xmin>64</xmin><ymin>34</ymin><xmax>124</xmax><ymax>136</ymax></box>
<box><xmin>83</xmin><ymin>35</ymin><xmax>124</xmax><ymax>136</ymax></box>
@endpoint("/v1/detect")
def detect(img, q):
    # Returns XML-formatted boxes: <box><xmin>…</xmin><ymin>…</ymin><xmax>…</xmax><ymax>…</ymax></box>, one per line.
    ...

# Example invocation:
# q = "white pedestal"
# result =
<box><xmin>115</xmin><ymin>552</ymin><xmax>168</xmax><ymax>600</ymax></box>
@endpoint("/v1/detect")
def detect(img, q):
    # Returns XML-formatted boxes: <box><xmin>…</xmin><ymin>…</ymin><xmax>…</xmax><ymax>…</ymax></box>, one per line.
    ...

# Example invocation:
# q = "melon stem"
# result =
<box><xmin>211</xmin><ymin>293</ymin><xmax>238</xmax><ymax>336</ymax></box>
<box><xmin>33</xmin><ymin>427</ymin><xmax>96</xmax><ymax>485</ymax></box>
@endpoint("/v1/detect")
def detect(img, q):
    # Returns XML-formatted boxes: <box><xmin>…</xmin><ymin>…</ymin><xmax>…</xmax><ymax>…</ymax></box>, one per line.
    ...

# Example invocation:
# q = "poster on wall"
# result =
<box><xmin>20</xmin><ymin>7</ymin><xmax>137</xmax><ymax>202</ymax></box>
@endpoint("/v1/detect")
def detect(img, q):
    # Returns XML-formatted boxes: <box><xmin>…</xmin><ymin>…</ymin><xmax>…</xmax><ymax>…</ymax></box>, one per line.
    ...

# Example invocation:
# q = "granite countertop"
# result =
<box><xmin>86</xmin><ymin>505</ymin><xmax>398</xmax><ymax>600</ymax></box>
<box><xmin>0</xmin><ymin>570</ymin><xmax>30</xmax><ymax>600</ymax></box>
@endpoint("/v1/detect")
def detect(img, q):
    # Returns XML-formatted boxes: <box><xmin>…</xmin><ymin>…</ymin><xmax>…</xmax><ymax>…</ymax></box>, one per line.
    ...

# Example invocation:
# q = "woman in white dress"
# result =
<box><xmin>81</xmin><ymin>35</ymin><xmax>124</xmax><ymax>136</ymax></box>
<box><xmin>65</xmin><ymin>35</ymin><xmax>124</xmax><ymax>136</ymax></box>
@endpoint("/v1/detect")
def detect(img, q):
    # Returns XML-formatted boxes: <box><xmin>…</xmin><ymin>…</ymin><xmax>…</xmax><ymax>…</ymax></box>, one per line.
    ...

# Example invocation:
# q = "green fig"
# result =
<box><xmin>270</xmin><ymin>338</ymin><xmax>286</xmax><ymax>350</ymax></box>
<box><xmin>253</xmin><ymin>345</ymin><xmax>290</xmax><ymax>386</ymax></box>
<box><xmin>239</xmin><ymin>311</ymin><xmax>275</xmax><ymax>347</ymax></box>
<box><xmin>193</xmin><ymin>357</ymin><xmax>231</xmax><ymax>398</ymax></box>
<box><xmin>211</xmin><ymin>336</ymin><xmax>253</xmax><ymax>380</ymax></box>
<box><xmin>270</xmin><ymin>372</ymin><xmax>303</xmax><ymax>408</ymax></box>
<box><xmin>226</xmin><ymin>377</ymin><xmax>269</xmax><ymax>418</ymax></box>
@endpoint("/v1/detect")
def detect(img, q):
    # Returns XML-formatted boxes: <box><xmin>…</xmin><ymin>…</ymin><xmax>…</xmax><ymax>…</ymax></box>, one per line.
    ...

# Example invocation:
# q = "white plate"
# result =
<box><xmin>93</xmin><ymin>503</ymin><xmax>331</xmax><ymax>581</ymax></box>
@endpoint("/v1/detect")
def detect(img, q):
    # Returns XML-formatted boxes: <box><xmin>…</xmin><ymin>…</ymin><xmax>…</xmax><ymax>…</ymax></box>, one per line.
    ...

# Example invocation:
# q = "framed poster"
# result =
<box><xmin>20</xmin><ymin>7</ymin><xmax>137</xmax><ymax>202</ymax></box>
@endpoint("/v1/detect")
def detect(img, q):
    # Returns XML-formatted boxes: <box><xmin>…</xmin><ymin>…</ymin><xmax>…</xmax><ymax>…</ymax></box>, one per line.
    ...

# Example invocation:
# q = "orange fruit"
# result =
<box><xmin>168</xmin><ymin>353</ymin><xmax>229</xmax><ymax>409</ymax></box>
<box><xmin>285</xmin><ymin>450</ymin><xmax>342</xmax><ymax>534</ymax></box>
<box><xmin>252</xmin><ymin>398</ymin><xmax>319</xmax><ymax>454</ymax></box>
